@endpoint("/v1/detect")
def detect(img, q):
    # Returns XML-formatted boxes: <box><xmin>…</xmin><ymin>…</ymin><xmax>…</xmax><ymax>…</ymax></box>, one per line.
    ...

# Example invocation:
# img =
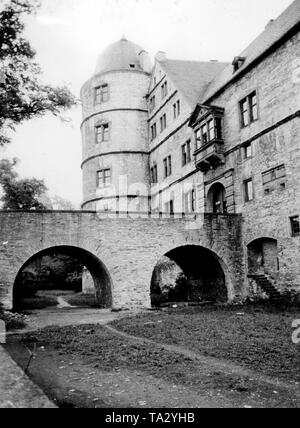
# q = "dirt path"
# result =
<box><xmin>105</xmin><ymin>325</ymin><xmax>300</xmax><ymax>396</ymax></box>
<box><xmin>56</xmin><ymin>296</ymin><xmax>75</xmax><ymax>309</ymax></box>
<box><xmin>8</xmin><ymin>307</ymin><xmax>134</xmax><ymax>335</ymax></box>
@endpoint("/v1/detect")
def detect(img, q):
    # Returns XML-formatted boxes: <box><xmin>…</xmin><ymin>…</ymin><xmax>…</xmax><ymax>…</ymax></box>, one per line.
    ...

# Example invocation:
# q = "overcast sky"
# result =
<box><xmin>0</xmin><ymin>0</ymin><xmax>294</xmax><ymax>207</ymax></box>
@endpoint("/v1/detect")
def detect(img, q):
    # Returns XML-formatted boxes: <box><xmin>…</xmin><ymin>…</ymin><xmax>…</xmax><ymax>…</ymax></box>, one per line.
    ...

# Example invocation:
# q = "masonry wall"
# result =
<box><xmin>201</xmin><ymin>31</ymin><xmax>300</xmax><ymax>292</ymax></box>
<box><xmin>0</xmin><ymin>212</ymin><xmax>243</xmax><ymax>310</ymax></box>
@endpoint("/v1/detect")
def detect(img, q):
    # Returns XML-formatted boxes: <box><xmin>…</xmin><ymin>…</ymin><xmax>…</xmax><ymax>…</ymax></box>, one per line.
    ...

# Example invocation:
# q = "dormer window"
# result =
<box><xmin>232</xmin><ymin>56</ymin><xmax>246</xmax><ymax>73</ymax></box>
<box><xmin>129</xmin><ymin>64</ymin><xmax>136</xmax><ymax>69</ymax></box>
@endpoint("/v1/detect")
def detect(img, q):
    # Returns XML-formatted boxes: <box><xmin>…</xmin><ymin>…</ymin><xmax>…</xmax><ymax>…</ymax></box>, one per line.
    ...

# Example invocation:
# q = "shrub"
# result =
<box><xmin>0</xmin><ymin>311</ymin><xmax>27</xmax><ymax>331</ymax></box>
<box><xmin>281</xmin><ymin>290</ymin><xmax>300</xmax><ymax>308</ymax></box>
<box><xmin>21</xmin><ymin>295</ymin><xmax>58</xmax><ymax>310</ymax></box>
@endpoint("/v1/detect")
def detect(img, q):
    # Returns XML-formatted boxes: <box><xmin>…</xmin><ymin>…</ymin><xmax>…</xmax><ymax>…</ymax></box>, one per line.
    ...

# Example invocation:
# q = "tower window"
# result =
<box><xmin>290</xmin><ymin>216</ymin><xmax>300</xmax><ymax>237</ymax></box>
<box><xmin>244</xmin><ymin>178</ymin><xmax>254</xmax><ymax>202</ymax></box>
<box><xmin>95</xmin><ymin>123</ymin><xmax>110</xmax><ymax>144</ymax></box>
<box><xmin>163</xmin><ymin>155</ymin><xmax>172</xmax><ymax>178</ymax></box>
<box><xmin>240</xmin><ymin>91</ymin><xmax>258</xmax><ymax>128</ymax></box>
<box><xmin>95</xmin><ymin>84</ymin><xmax>109</xmax><ymax>105</ymax></box>
<box><xmin>97</xmin><ymin>169</ymin><xmax>111</xmax><ymax>188</ymax></box>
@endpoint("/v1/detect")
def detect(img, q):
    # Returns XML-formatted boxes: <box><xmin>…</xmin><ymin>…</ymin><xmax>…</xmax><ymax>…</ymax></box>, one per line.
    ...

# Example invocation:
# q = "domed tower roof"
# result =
<box><xmin>95</xmin><ymin>37</ymin><xmax>151</xmax><ymax>74</ymax></box>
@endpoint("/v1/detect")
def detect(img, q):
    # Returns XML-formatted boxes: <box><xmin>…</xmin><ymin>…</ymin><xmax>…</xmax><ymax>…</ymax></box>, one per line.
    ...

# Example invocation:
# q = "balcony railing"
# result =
<box><xmin>194</xmin><ymin>138</ymin><xmax>225</xmax><ymax>172</ymax></box>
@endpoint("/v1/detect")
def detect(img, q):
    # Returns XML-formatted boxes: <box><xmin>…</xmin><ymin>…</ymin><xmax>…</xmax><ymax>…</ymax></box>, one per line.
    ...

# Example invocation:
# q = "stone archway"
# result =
<box><xmin>150</xmin><ymin>245</ymin><xmax>228</xmax><ymax>306</ymax></box>
<box><xmin>247</xmin><ymin>238</ymin><xmax>279</xmax><ymax>278</ymax></box>
<box><xmin>207</xmin><ymin>182</ymin><xmax>227</xmax><ymax>213</ymax></box>
<box><xmin>13</xmin><ymin>245</ymin><xmax>113</xmax><ymax>311</ymax></box>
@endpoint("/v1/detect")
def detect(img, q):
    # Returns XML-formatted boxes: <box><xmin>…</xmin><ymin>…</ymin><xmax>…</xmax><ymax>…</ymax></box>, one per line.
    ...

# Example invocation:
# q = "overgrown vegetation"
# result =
<box><xmin>0</xmin><ymin>302</ymin><xmax>26</xmax><ymax>330</ymax></box>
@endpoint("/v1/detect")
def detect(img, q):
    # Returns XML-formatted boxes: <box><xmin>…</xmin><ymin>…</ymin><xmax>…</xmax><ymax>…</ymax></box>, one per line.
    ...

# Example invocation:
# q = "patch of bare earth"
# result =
<box><xmin>112</xmin><ymin>305</ymin><xmax>300</xmax><ymax>381</ymax></box>
<box><xmin>5</xmin><ymin>305</ymin><xmax>300</xmax><ymax>408</ymax></box>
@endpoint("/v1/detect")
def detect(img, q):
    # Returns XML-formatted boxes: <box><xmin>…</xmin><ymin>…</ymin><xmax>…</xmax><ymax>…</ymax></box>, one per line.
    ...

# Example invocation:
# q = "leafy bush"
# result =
<box><xmin>281</xmin><ymin>290</ymin><xmax>300</xmax><ymax>308</ymax></box>
<box><xmin>21</xmin><ymin>295</ymin><xmax>58</xmax><ymax>310</ymax></box>
<box><xmin>0</xmin><ymin>311</ymin><xmax>27</xmax><ymax>331</ymax></box>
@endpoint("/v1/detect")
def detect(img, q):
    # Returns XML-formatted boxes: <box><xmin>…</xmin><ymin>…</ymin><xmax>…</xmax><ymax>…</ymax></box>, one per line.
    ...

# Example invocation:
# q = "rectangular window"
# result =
<box><xmin>150</xmin><ymin>123</ymin><xmax>157</xmax><ymax>141</ymax></box>
<box><xmin>208</xmin><ymin>119</ymin><xmax>215</xmax><ymax>141</ymax></box>
<box><xmin>249</xmin><ymin>92</ymin><xmax>258</xmax><ymax>122</ymax></box>
<box><xmin>161</xmin><ymin>82</ymin><xmax>168</xmax><ymax>99</ymax></box>
<box><xmin>244</xmin><ymin>143</ymin><xmax>252</xmax><ymax>159</ymax></box>
<box><xmin>95</xmin><ymin>84</ymin><xmax>109</xmax><ymax>105</ymax></box>
<box><xmin>182</xmin><ymin>140</ymin><xmax>192</xmax><ymax>166</ymax></box>
<box><xmin>160</xmin><ymin>114</ymin><xmax>167</xmax><ymax>133</ymax></box>
<box><xmin>240</xmin><ymin>91</ymin><xmax>258</xmax><ymax>127</ymax></box>
<box><xmin>97</xmin><ymin>169</ymin><xmax>111</xmax><ymax>188</ymax></box>
<box><xmin>291</xmin><ymin>216</ymin><xmax>300</xmax><ymax>237</ymax></box>
<box><xmin>95</xmin><ymin>123</ymin><xmax>110</xmax><ymax>144</ymax></box>
<box><xmin>163</xmin><ymin>155</ymin><xmax>172</xmax><ymax>178</ymax></box>
<box><xmin>173</xmin><ymin>100</ymin><xmax>181</xmax><ymax>119</ymax></box>
<box><xmin>244</xmin><ymin>178</ymin><xmax>254</xmax><ymax>202</ymax></box>
<box><xmin>184</xmin><ymin>189</ymin><xmax>196</xmax><ymax>213</ymax></box>
<box><xmin>149</xmin><ymin>96</ymin><xmax>156</xmax><ymax>112</ymax></box>
<box><xmin>201</xmin><ymin>123</ymin><xmax>208</xmax><ymax>145</ymax></box>
<box><xmin>150</xmin><ymin>164</ymin><xmax>158</xmax><ymax>184</ymax></box>
<box><xmin>240</xmin><ymin>99</ymin><xmax>249</xmax><ymax>127</ymax></box>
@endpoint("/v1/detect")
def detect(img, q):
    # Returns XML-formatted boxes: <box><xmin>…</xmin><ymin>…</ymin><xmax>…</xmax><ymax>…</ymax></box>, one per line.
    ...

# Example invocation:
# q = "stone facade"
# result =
<box><xmin>194</xmin><ymin>30</ymin><xmax>300</xmax><ymax>293</ymax></box>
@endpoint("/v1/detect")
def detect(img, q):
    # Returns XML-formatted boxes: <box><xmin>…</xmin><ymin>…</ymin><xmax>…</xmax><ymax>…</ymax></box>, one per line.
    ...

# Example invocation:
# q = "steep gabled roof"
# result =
<box><xmin>203</xmin><ymin>0</ymin><xmax>300</xmax><ymax>102</ymax></box>
<box><xmin>159</xmin><ymin>59</ymin><xmax>229</xmax><ymax>108</ymax></box>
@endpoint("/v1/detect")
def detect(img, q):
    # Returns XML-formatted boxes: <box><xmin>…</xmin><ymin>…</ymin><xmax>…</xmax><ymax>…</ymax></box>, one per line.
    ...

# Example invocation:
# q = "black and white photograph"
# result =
<box><xmin>0</xmin><ymin>0</ymin><xmax>299</xmax><ymax>412</ymax></box>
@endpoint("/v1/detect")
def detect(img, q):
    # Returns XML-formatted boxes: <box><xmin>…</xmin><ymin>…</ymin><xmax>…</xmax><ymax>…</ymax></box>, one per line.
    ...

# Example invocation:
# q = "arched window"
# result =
<box><xmin>207</xmin><ymin>183</ymin><xmax>227</xmax><ymax>213</ymax></box>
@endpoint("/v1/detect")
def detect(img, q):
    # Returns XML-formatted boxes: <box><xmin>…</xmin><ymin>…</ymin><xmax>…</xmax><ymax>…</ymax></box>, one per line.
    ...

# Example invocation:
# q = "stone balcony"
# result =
<box><xmin>194</xmin><ymin>138</ymin><xmax>225</xmax><ymax>172</ymax></box>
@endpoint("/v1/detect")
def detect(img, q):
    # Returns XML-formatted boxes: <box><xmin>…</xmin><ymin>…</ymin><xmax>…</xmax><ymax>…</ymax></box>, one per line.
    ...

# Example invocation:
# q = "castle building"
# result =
<box><xmin>80</xmin><ymin>0</ymin><xmax>300</xmax><ymax>297</ymax></box>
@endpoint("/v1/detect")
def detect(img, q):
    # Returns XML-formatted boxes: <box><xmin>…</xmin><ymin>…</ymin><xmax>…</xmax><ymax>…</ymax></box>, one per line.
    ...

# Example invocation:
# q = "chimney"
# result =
<box><xmin>155</xmin><ymin>51</ymin><xmax>167</xmax><ymax>62</ymax></box>
<box><xmin>138</xmin><ymin>50</ymin><xmax>152</xmax><ymax>73</ymax></box>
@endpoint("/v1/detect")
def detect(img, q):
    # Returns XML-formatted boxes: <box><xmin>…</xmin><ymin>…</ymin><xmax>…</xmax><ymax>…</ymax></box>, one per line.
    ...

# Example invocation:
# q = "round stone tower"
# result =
<box><xmin>80</xmin><ymin>37</ymin><xmax>152</xmax><ymax>212</ymax></box>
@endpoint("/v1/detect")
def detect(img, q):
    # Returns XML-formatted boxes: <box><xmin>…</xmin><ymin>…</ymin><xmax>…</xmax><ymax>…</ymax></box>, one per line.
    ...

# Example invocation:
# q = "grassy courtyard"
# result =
<box><xmin>5</xmin><ymin>304</ymin><xmax>300</xmax><ymax>408</ymax></box>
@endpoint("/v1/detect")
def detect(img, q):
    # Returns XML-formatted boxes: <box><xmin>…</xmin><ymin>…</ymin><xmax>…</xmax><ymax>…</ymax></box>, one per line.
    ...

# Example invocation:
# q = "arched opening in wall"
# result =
<box><xmin>150</xmin><ymin>245</ymin><xmax>228</xmax><ymax>307</ymax></box>
<box><xmin>207</xmin><ymin>183</ymin><xmax>227</xmax><ymax>213</ymax></box>
<box><xmin>247</xmin><ymin>238</ymin><xmax>279</xmax><ymax>278</ymax></box>
<box><xmin>13</xmin><ymin>246</ymin><xmax>112</xmax><ymax>312</ymax></box>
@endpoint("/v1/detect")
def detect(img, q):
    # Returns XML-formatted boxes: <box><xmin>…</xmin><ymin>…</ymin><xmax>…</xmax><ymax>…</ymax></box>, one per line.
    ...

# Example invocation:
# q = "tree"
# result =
<box><xmin>0</xmin><ymin>0</ymin><xmax>77</xmax><ymax>146</ymax></box>
<box><xmin>0</xmin><ymin>158</ymin><xmax>47</xmax><ymax>209</ymax></box>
